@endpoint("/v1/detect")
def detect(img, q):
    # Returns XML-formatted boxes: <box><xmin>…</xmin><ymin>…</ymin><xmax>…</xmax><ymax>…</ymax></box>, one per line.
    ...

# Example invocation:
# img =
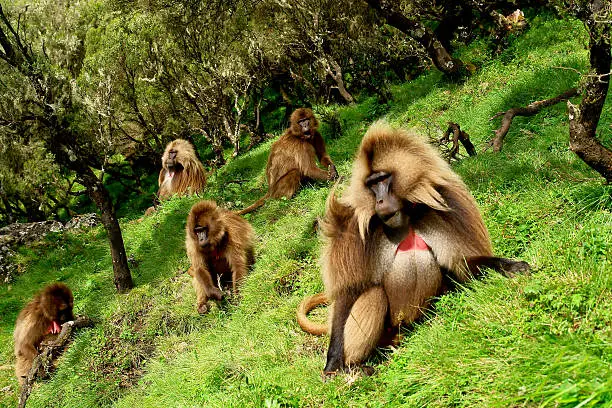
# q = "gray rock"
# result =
<box><xmin>0</xmin><ymin>213</ymin><xmax>100</xmax><ymax>282</ymax></box>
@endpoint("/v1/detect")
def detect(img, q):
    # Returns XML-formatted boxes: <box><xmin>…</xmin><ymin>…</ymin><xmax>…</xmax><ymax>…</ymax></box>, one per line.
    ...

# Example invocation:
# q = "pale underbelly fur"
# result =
<box><xmin>374</xmin><ymin>229</ymin><xmax>442</xmax><ymax>326</ymax></box>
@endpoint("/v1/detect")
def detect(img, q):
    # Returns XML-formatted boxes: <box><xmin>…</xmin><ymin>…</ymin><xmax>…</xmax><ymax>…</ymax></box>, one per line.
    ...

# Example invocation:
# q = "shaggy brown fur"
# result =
<box><xmin>297</xmin><ymin>122</ymin><xmax>530</xmax><ymax>374</ymax></box>
<box><xmin>186</xmin><ymin>200</ymin><xmax>255</xmax><ymax>314</ymax></box>
<box><xmin>14</xmin><ymin>283</ymin><xmax>74</xmax><ymax>385</ymax></box>
<box><xmin>238</xmin><ymin>108</ymin><xmax>337</xmax><ymax>215</ymax></box>
<box><xmin>158</xmin><ymin>139</ymin><xmax>207</xmax><ymax>199</ymax></box>
<box><xmin>143</xmin><ymin>139</ymin><xmax>207</xmax><ymax>216</ymax></box>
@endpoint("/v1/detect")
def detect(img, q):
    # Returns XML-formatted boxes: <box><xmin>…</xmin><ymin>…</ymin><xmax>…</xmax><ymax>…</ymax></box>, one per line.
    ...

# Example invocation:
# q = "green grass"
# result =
<box><xmin>1</xmin><ymin>13</ymin><xmax>611</xmax><ymax>408</ymax></box>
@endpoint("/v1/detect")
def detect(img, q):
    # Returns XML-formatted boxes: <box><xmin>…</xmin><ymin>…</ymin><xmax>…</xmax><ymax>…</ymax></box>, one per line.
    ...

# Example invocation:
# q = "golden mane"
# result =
<box><xmin>159</xmin><ymin>139</ymin><xmax>207</xmax><ymax>198</ymax></box>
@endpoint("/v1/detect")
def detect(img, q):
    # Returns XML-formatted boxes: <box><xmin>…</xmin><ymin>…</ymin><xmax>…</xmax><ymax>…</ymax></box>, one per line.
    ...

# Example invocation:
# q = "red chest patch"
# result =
<box><xmin>210</xmin><ymin>248</ymin><xmax>223</xmax><ymax>260</ymax></box>
<box><xmin>395</xmin><ymin>228</ymin><xmax>430</xmax><ymax>255</ymax></box>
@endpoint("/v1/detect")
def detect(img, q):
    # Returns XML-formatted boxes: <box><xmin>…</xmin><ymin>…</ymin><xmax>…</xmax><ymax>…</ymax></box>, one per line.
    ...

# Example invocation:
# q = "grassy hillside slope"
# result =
<box><xmin>1</xmin><ymin>13</ymin><xmax>611</xmax><ymax>407</ymax></box>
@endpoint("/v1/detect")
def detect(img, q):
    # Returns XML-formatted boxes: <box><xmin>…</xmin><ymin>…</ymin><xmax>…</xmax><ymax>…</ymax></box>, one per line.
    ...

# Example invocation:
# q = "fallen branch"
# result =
<box><xmin>485</xmin><ymin>88</ymin><xmax>578</xmax><ymax>152</ymax></box>
<box><xmin>438</xmin><ymin>122</ymin><xmax>476</xmax><ymax>161</ymax></box>
<box><xmin>18</xmin><ymin>316</ymin><xmax>94</xmax><ymax>408</ymax></box>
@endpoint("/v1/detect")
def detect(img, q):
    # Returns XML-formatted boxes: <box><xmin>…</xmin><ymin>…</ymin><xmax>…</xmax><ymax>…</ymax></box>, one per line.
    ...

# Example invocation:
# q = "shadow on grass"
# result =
<box><xmin>484</xmin><ymin>63</ymin><xmax>581</xmax><ymax>115</ymax></box>
<box><xmin>390</xmin><ymin>71</ymin><xmax>446</xmax><ymax>112</ymax></box>
<box><xmin>126</xmin><ymin>198</ymin><xmax>196</xmax><ymax>286</ymax></box>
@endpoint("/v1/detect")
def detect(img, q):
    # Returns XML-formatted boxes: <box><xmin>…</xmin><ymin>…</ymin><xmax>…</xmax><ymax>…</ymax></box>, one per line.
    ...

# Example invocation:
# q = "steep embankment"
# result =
<box><xmin>0</xmin><ymin>13</ymin><xmax>610</xmax><ymax>408</ymax></box>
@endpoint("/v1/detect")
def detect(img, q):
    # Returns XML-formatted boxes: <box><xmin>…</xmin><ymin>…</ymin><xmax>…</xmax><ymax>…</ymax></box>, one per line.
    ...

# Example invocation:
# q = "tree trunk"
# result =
<box><xmin>80</xmin><ymin>169</ymin><xmax>133</xmax><ymax>293</ymax></box>
<box><xmin>223</xmin><ymin>115</ymin><xmax>240</xmax><ymax>157</ymax></box>
<box><xmin>201</xmin><ymin>128</ymin><xmax>226</xmax><ymax>168</ymax></box>
<box><xmin>42</xmin><ymin>134</ymin><xmax>134</xmax><ymax>293</ymax></box>
<box><xmin>0</xmin><ymin>191</ymin><xmax>15</xmax><ymax>224</ymax></box>
<box><xmin>568</xmin><ymin>1</ymin><xmax>612</xmax><ymax>182</ymax></box>
<box><xmin>364</xmin><ymin>0</ymin><xmax>463</xmax><ymax>76</ymax></box>
<box><xmin>434</xmin><ymin>4</ymin><xmax>473</xmax><ymax>51</ymax></box>
<box><xmin>279</xmin><ymin>85</ymin><xmax>294</xmax><ymax>124</ymax></box>
<box><xmin>325</xmin><ymin>59</ymin><xmax>355</xmax><ymax>105</ymax></box>
<box><xmin>21</xmin><ymin>199</ymin><xmax>46</xmax><ymax>223</ymax></box>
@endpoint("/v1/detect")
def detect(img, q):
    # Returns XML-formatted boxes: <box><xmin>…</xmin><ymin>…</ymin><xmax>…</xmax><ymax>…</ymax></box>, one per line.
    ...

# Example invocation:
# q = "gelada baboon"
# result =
<box><xmin>14</xmin><ymin>283</ymin><xmax>74</xmax><ymax>385</ymax></box>
<box><xmin>238</xmin><ymin>108</ymin><xmax>338</xmax><ymax>215</ymax></box>
<box><xmin>186</xmin><ymin>200</ymin><xmax>255</xmax><ymax>314</ymax></box>
<box><xmin>298</xmin><ymin>122</ymin><xmax>530</xmax><ymax>374</ymax></box>
<box><xmin>145</xmin><ymin>139</ymin><xmax>207</xmax><ymax>215</ymax></box>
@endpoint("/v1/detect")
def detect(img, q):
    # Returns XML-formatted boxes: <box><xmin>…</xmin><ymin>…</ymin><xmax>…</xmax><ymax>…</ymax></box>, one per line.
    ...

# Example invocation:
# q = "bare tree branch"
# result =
<box><xmin>364</xmin><ymin>0</ymin><xmax>463</xmax><ymax>76</ymax></box>
<box><xmin>439</xmin><ymin>122</ymin><xmax>476</xmax><ymax>161</ymax></box>
<box><xmin>485</xmin><ymin>88</ymin><xmax>578</xmax><ymax>152</ymax></box>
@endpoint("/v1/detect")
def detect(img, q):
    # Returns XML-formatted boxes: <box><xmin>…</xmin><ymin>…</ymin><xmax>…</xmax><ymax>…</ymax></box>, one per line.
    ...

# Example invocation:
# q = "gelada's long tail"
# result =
<box><xmin>236</xmin><ymin>195</ymin><xmax>268</xmax><ymax>215</ymax></box>
<box><xmin>297</xmin><ymin>292</ymin><xmax>328</xmax><ymax>336</ymax></box>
